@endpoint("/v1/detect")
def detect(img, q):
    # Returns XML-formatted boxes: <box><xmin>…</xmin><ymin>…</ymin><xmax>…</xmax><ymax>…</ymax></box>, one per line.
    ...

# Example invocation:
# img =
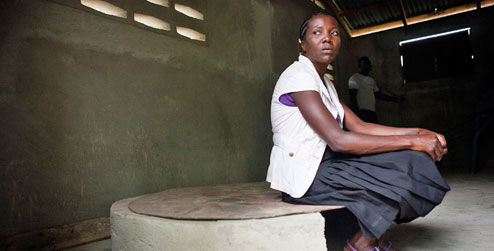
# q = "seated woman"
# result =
<box><xmin>266</xmin><ymin>12</ymin><xmax>450</xmax><ymax>251</ymax></box>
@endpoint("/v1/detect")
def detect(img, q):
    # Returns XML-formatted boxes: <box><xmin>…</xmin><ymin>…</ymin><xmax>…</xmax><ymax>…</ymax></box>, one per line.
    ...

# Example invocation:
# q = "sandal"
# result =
<box><xmin>346</xmin><ymin>241</ymin><xmax>381</xmax><ymax>251</ymax></box>
<box><xmin>382</xmin><ymin>241</ymin><xmax>393</xmax><ymax>251</ymax></box>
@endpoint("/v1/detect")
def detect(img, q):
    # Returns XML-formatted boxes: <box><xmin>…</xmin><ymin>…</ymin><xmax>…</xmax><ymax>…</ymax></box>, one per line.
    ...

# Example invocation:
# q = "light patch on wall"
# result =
<box><xmin>134</xmin><ymin>13</ymin><xmax>171</xmax><ymax>31</ymax></box>
<box><xmin>314</xmin><ymin>0</ymin><xmax>326</xmax><ymax>9</ymax></box>
<box><xmin>176</xmin><ymin>26</ymin><xmax>206</xmax><ymax>41</ymax></box>
<box><xmin>325</xmin><ymin>73</ymin><xmax>334</xmax><ymax>81</ymax></box>
<box><xmin>80</xmin><ymin>0</ymin><xmax>127</xmax><ymax>18</ymax></box>
<box><xmin>308</xmin><ymin>0</ymin><xmax>326</xmax><ymax>9</ymax></box>
<box><xmin>146</xmin><ymin>0</ymin><xmax>169</xmax><ymax>7</ymax></box>
<box><xmin>174</xmin><ymin>3</ymin><xmax>204</xmax><ymax>20</ymax></box>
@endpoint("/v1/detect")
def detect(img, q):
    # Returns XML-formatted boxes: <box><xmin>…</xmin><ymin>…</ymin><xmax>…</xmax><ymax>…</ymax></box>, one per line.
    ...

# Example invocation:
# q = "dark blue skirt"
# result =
<box><xmin>282</xmin><ymin>146</ymin><xmax>450</xmax><ymax>239</ymax></box>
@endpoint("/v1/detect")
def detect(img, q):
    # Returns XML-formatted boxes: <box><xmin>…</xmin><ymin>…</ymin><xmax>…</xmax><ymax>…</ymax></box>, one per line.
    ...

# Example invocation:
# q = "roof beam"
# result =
<box><xmin>351</xmin><ymin>20</ymin><xmax>403</xmax><ymax>37</ymax></box>
<box><xmin>482</xmin><ymin>0</ymin><xmax>494</xmax><ymax>7</ymax></box>
<box><xmin>353</xmin><ymin>2</ymin><xmax>477</xmax><ymax>37</ymax></box>
<box><xmin>406</xmin><ymin>2</ymin><xmax>477</xmax><ymax>25</ymax></box>
<box><xmin>323</xmin><ymin>0</ymin><xmax>354</xmax><ymax>37</ymax></box>
<box><xmin>399</xmin><ymin>0</ymin><xmax>408</xmax><ymax>25</ymax></box>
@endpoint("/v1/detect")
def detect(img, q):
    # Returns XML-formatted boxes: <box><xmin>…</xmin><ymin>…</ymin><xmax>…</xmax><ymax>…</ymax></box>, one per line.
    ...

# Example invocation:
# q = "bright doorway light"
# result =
<box><xmin>399</xmin><ymin>28</ymin><xmax>471</xmax><ymax>46</ymax></box>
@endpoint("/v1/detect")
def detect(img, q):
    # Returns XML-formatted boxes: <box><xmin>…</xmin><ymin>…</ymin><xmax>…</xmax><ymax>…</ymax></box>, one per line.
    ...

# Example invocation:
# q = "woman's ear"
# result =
<box><xmin>300</xmin><ymin>40</ymin><xmax>306</xmax><ymax>53</ymax></box>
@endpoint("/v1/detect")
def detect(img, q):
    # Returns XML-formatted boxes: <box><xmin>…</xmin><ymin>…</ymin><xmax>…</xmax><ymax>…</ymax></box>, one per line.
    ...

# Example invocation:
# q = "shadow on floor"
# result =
<box><xmin>322</xmin><ymin>208</ymin><xmax>359</xmax><ymax>250</ymax></box>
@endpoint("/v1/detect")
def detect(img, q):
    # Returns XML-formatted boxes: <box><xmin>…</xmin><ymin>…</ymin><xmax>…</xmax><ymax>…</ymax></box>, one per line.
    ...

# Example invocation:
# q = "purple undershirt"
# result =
<box><xmin>279</xmin><ymin>93</ymin><xmax>341</xmax><ymax>125</ymax></box>
<box><xmin>279</xmin><ymin>93</ymin><xmax>297</xmax><ymax>107</ymax></box>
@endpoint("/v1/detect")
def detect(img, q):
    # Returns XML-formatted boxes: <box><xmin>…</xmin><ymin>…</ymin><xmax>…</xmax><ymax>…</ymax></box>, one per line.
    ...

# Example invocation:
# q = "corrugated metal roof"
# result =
<box><xmin>322</xmin><ymin>0</ymin><xmax>494</xmax><ymax>37</ymax></box>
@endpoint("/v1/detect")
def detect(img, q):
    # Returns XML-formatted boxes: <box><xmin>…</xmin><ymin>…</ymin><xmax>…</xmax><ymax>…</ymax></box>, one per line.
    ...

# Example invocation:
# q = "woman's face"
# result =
<box><xmin>301</xmin><ymin>15</ymin><xmax>341</xmax><ymax>66</ymax></box>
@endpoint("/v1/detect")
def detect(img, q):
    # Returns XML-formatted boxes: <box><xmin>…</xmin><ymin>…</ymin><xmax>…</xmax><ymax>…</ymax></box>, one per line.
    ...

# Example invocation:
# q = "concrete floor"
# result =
<box><xmin>385</xmin><ymin>169</ymin><xmax>494</xmax><ymax>250</ymax></box>
<box><xmin>67</xmin><ymin>169</ymin><xmax>494</xmax><ymax>251</ymax></box>
<box><xmin>65</xmin><ymin>239</ymin><xmax>111</xmax><ymax>251</ymax></box>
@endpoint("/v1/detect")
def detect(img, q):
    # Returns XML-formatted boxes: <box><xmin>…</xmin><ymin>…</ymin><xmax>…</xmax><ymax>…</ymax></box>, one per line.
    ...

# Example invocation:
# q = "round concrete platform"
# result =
<box><xmin>128</xmin><ymin>182</ymin><xmax>342</xmax><ymax>220</ymax></box>
<box><xmin>111</xmin><ymin>182</ymin><xmax>344</xmax><ymax>251</ymax></box>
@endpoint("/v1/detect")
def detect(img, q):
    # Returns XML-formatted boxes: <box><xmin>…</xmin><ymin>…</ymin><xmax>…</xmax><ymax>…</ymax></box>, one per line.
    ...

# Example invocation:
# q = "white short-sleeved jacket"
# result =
<box><xmin>266</xmin><ymin>55</ymin><xmax>345</xmax><ymax>198</ymax></box>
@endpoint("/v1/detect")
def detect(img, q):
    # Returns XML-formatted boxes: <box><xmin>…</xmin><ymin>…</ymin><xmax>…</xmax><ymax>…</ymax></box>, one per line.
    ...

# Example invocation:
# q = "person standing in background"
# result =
<box><xmin>348</xmin><ymin>56</ymin><xmax>401</xmax><ymax>123</ymax></box>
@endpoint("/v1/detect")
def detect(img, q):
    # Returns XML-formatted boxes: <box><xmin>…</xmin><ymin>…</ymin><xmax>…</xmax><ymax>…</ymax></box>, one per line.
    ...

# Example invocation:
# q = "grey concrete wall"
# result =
<box><xmin>332</xmin><ymin>7</ymin><xmax>494</xmax><ymax>171</ymax></box>
<box><xmin>0</xmin><ymin>0</ymin><xmax>321</xmax><ymax>237</ymax></box>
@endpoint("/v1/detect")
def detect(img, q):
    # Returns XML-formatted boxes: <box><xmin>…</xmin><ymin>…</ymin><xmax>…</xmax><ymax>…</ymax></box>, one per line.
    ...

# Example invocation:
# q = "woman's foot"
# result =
<box><xmin>344</xmin><ymin>230</ymin><xmax>378</xmax><ymax>251</ymax></box>
<box><xmin>378</xmin><ymin>232</ymin><xmax>400</xmax><ymax>251</ymax></box>
<box><xmin>377</xmin><ymin>238</ymin><xmax>399</xmax><ymax>251</ymax></box>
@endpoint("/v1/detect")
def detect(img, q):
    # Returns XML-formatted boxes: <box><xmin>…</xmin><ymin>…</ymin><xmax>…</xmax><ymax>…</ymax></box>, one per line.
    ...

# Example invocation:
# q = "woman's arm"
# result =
<box><xmin>291</xmin><ymin>91</ymin><xmax>446</xmax><ymax>161</ymax></box>
<box><xmin>343</xmin><ymin>103</ymin><xmax>419</xmax><ymax>135</ymax></box>
<box><xmin>342</xmin><ymin>104</ymin><xmax>447</xmax><ymax>150</ymax></box>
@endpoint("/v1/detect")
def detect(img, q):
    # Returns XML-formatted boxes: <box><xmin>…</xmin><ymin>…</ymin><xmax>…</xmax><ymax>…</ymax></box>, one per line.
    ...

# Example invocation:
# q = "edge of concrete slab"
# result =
<box><xmin>111</xmin><ymin>198</ymin><xmax>328</xmax><ymax>251</ymax></box>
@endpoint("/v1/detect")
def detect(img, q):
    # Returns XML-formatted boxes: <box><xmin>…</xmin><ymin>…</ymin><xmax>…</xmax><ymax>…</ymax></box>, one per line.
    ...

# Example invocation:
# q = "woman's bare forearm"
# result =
<box><xmin>342</xmin><ymin>104</ymin><xmax>447</xmax><ymax>148</ymax></box>
<box><xmin>354</xmin><ymin>122</ymin><xmax>421</xmax><ymax>136</ymax></box>
<box><xmin>292</xmin><ymin>91</ymin><xmax>445</xmax><ymax>161</ymax></box>
<box><xmin>330</xmin><ymin>130</ymin><xmax>411</xmax><ymax>154</ymax></box>
<box><xmin>343</xmin><ymin>104</ymin><xmax>422</xmax><ymax>135</ymax></box>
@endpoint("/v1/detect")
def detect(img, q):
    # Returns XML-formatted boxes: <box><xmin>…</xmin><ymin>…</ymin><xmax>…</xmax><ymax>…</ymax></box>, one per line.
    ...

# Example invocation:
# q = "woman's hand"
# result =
<box><xmin>418</xmin><ymin>129</ymin><xmax>448</xmax><ymax>155</ymax></box>
<box><xmin>413</xmin><ymin>134</ymin><xmax>447</xmax><ymax>162</ymax></box>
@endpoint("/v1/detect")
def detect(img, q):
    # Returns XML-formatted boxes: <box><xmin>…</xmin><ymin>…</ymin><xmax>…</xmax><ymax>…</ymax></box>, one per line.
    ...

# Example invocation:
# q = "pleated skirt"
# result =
<box><xmin>282</xmin><ymin>146</ymin><xmax>450</xmax><ymax>239</ymax></box>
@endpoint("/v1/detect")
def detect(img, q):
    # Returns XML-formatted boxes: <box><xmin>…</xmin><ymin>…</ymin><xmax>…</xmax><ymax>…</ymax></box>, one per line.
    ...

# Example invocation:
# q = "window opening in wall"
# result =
<box><xmin>399</xmin><ymin>27</ymin><xmax>474</xmax><ymax>84</ymax></box>
<box><xmin>80</xmin><ymin>0</ymin><xmax>127</xmax><ymax>18</ymax></box>
<box><xmin>177</xmin><ymin>26</ymin><xmax>206</xmax><ymax>41</ymax></box>
<box><xmin>174</xmin><ymin>3</ymin><xmax>204</xmax><ymax>20</ymax></box>
<box><xmin>134</xmin><ymin>13</ymin><xmax>171</xmax><ymax>31</ymax></box>
<box><xmin>146</xmin><ymin>0</ymin><xmax>169</xmax><ymax>7</ymax></box>
<box><xmin>74</xmin><ymin>0</ymin><xmax>207</xmax><ymax>43</ymax></box>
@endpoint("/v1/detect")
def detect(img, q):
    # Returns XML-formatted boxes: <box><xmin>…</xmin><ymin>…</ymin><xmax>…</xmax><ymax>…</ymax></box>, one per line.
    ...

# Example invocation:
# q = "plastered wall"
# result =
<box><xmin>0</xmin><ymin>0</ymin><xmax>320</xmax><ymax>237</ymax></box>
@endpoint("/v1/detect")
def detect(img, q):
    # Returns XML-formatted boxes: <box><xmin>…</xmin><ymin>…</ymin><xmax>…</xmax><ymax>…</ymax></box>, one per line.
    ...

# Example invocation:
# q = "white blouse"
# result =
<box><xmin>266</xmin><ymin>55</ymin><xmax>345</xmax><ymax>198</ymax></box>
